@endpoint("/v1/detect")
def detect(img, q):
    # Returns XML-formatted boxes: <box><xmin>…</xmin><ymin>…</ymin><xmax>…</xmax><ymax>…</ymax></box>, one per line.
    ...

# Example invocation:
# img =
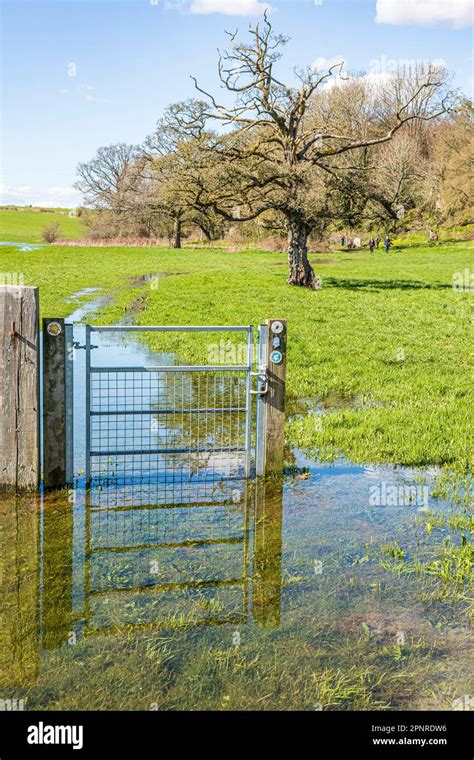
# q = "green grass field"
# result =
<box><xmin>0</xmin><ymin>208</ymin><xmax>84</xmax><ymax>242</ymax></box>
<box><xmin>1</xmin><ymin>239</ymin><xmax>472</xmax><ymax>470</ymax></box>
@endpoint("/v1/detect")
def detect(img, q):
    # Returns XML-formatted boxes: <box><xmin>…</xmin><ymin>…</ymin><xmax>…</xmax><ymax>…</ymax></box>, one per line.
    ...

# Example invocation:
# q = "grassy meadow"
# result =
<box><xmin>0</xmin><ymin>208</ymin><xmax>84</xmax><ymax>242</ymax></box>
<box><xmin>1</xmin><ymin>238</ymin><xmax>472</xmax><ymax>470</ymax></box>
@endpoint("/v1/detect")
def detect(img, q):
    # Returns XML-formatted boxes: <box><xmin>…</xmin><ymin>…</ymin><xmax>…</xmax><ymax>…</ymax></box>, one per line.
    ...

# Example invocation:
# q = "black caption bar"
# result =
<box><xmin>0</xmin><ymin>710</ymin><xmax>470</xmax><ymax>758</ymax></box>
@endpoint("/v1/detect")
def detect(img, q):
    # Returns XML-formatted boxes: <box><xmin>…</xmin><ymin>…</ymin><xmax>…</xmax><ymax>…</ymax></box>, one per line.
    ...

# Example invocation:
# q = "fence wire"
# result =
<box><xmin>89</xmin><ymin>368</ymin><xmax>250</xmax><ymax>484</ymax></box>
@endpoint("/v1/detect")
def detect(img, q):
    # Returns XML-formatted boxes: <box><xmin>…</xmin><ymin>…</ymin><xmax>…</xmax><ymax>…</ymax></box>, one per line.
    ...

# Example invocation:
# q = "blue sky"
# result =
<box><xmin>1</xmin><ymin>0</ymin><xmax>472</xmax><ymax>207</ymax></box>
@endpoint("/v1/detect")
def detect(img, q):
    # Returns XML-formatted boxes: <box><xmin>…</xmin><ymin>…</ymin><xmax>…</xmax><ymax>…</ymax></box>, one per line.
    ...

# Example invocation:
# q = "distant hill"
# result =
<box><xmin>0</xmin><ymin>207</ymin><xmax>85</xmax><ymax>243</ymax></box>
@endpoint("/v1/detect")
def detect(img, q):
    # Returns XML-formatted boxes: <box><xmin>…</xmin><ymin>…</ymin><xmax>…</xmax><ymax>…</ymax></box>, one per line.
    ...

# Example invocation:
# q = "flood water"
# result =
<box><xmin>0</xmin><ymin>241</ymin><xmax>43</xmax><ymax>252</ymax></box>
<box><xmin>0</xmin><ymin>305</ymin><xmax>471</xmax><ymax>711</ymax></box>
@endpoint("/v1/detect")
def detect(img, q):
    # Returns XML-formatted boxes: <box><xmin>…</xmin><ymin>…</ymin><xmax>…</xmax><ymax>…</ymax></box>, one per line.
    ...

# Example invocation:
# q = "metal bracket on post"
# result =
<box><xmin>73</xmin><ymin>341</ymin><xmax>98</xmax><ymax>351</ymax></box>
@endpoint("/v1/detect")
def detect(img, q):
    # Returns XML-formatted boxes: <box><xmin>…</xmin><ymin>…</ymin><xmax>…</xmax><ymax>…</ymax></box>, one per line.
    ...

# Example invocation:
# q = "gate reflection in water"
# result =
<box><xmin>0</xmin><ymin>478</ymin><xmax>283</xmax><ymax>690</ymax></box>
<box><xmin>0</xmin><ymin>497</ymin><xmax>40</xmax><ymax>689</ymax></box>
<box><xmin>84</xmin><ymin>477</ymin><xmax>282</xmax><ymax>635</ymax></box>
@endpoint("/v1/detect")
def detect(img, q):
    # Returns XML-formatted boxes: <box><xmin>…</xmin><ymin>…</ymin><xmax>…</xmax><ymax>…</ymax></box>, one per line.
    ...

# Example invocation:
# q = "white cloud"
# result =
<box><xmin>360</xmin><ymin>71</ymin><xmax>393</xmax><ymax>89</ymax></box>
<box><xmin>189</xmin><ymin>0</ymin><xmax>272</xmax><ymax>14</ymax></box>
<box><xmin>311</xmin><ymin>56</ymin><xmax>347</xmax><ymax>90</ymax></box>
<box><xmin>312</xmin><ymin>55</ymin><xmax>346</xmax><ymax>72</ymax></box>
<box><xmin>313</xmin><ymin>70</ymin><xmax>394</xmax><ymax>94</ymax></box>
<box><xmin>0</xmin><ymin>184</ymin><xmax>81</xmax><ymax>209</ymax></box>
<box><xmin>375</xmin><ymin>0</ymin><xmax>473</xmax><ymax>28</ymax></box>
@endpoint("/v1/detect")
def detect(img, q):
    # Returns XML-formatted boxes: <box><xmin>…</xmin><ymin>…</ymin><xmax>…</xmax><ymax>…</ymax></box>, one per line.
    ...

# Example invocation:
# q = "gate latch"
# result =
<box><xmin>73</xmin><ymin>341</ymin><xmax>98</xmax><ymax>350</ymax></box>
<box><xmin>251</xmin><ymin>365</ymin><xmax>268</xmax><ymax>396</ymax></box>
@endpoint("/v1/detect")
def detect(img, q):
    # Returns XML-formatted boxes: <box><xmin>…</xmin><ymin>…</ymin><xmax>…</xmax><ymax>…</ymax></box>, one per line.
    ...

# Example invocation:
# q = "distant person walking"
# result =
<box><xmin>376</xmin><ymin>235</ymin><xmax>381</xmax><ymax>248</ymax></box>
<box><xmin>368</xmin><ymin>237</ymin><xmax>375</xmax><ymax>253</ymax></box>
<box><xmin>340</xmin><ymin>235</ymin><xmax>345</xmax><ymax>248</ymax></box>
<box><xmin>384</xmin><ymin>236</ymin><xmax>392</xmax><ymax>253</ymax></box>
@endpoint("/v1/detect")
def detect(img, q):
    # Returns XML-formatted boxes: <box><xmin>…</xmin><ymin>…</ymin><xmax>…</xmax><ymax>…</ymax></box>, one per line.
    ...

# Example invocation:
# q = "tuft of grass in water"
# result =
<box><xmin>380</xmin><ymin>514</ymin><xmax>473</xmax><ymax>618</ymax></box>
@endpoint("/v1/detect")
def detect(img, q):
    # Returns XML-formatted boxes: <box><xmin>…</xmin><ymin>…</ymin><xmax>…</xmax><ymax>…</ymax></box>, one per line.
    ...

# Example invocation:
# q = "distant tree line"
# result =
<box><xmin>75</xmin><ymin>14</ymin><xmax>470</xmax><ymax>288</ymax></box>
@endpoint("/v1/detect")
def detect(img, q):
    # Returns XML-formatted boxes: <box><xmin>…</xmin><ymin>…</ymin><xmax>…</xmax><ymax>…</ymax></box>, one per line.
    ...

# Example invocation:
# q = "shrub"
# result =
<box><xmin>259</xmin><ymin>236</ymin><xmax>286</xmax><ymax>252</ymax></box>
<box><xmin>42</xmin><ymin>221</ymin><xmax>61</xmax><ymax>243</ymax></box>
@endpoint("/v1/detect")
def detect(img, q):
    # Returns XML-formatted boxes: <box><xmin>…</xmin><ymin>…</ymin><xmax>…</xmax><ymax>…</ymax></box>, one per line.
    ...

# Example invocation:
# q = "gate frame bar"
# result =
<box><xmin>255</xmin><ymin>323</ymin><xmax>269</xmax><ymax>477</ymax></box>
<box><xmin>85</xmin><ymin>324</ymin><xmax>92</xmax><ymax>484</ymax></box>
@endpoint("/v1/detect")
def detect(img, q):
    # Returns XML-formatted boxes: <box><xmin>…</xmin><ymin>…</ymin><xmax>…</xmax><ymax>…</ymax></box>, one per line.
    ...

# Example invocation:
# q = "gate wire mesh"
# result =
<box><xmin>83</xmin><ymin>326</ymin><xmax>254</xmax><ymax>635</ymax></box>
<box><xmin>89</xmin><ymin>368</ymin><xmax>249</xmax><ymax>484</ymax></box>
<box><xmin>86</xmin><ymin>325</ymin><xmax>254</xmax><ymax>487</ymax></box>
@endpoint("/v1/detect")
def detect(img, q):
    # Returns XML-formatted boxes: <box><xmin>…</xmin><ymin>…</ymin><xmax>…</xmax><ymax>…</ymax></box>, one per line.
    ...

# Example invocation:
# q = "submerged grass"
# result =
<box><xmin>1</xmin><ymin>481</ymin><xmax>471</xmax><ymax>712</ymax></box>
<box><xmin>4</xmin><ymin>562</ymin><xmax>469</xmax><ymax>712</ymax></box>
<box><xmin>381</xmin><ymin>505</ymin><xmax>473</xmax><ymax>618</ymax></box>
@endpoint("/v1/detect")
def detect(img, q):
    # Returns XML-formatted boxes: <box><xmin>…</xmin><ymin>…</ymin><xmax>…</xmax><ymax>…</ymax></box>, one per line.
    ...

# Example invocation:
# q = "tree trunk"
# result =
<box><xmin>287</xmin><ymin>219</ymin><xmax>318</xmax><ymax>288</ymax></box>
<box><xmin>199</xmin><ymin>225</ymin><xmax>212</xmax><ymax>242</ymax></box>
<box><xmin>172</xmin><ymin>218</ymin><xmax>182</xmax><ymax>249</ymax></box>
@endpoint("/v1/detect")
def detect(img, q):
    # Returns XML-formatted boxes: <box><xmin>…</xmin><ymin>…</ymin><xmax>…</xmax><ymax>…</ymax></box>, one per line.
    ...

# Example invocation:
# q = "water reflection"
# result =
<box><xmin>0</xmin><ymin>462</ymin><xmax>469</xmax><ymax>710</ymax></box>
<box><xmin>84</xmin><ymin>481</ymin><xmax>251</xmax><ymax>634</ymax></box>
<box><xmin>253</xmin><ymin>479</ymin><xmax>283</xmax><ymax>627</ymax></box>
<box><xmin>0</xmin><ymin>476</ymin><xmax>283</xmax><ymax>689</ymax></box>
<box><xmin>0</xmin><ymin>498</ymin><xmax>40</xmax><ymax>688</ymax></box>
<box><xmin>42</xmin><ymin>498</ymin><xmax>74</xmax><ymax>649</ymax></box>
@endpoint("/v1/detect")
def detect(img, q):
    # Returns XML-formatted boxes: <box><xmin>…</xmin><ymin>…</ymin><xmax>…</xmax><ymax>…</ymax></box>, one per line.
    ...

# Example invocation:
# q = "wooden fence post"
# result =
<box><xmin>43</xmin><ymin>318</ymin><xmax>72</xmax><ymax>488</ymax></box>
<box><xmin>261</xmin><ymin>319</ymin><xmax>288</xmax><ymax>475</ymax></box>
<box><xmin>0</xmin><ymin>286</ymin><xmax>40</xmax><ymax>491</ymax></box>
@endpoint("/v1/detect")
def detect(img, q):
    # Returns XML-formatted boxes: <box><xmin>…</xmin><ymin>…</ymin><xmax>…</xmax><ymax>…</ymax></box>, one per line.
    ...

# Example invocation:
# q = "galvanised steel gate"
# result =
<box><xmin>85</xmin><ymin>325</ymin><xmax>256</xmax><ymax>486</ymax></box>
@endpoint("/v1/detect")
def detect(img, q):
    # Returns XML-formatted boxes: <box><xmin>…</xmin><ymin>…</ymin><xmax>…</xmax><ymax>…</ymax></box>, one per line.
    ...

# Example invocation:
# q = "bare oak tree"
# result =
<box><xmin>75</xmin><ymin>143</ymin><xmax>142</xmax><ymax>210</ymax></box>
<box><xmin>186</xmin><ymin>13</ymin><xmax>454</xmax><ymax>287</ymax></box>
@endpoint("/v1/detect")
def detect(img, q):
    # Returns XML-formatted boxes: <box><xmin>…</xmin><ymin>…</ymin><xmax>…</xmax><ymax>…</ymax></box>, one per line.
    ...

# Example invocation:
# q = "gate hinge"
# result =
<box><xmin>251</xmin><ymin>366</ymin><xmax>268</xmax><ymax>396</ymax></box>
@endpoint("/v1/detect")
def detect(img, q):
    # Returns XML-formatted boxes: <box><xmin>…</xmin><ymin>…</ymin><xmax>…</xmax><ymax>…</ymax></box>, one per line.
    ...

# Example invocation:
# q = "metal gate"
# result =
<box><xmin>85</xmin><ymin>325</ymin><xmax>256</xmax><ymax>486</ymax></box>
